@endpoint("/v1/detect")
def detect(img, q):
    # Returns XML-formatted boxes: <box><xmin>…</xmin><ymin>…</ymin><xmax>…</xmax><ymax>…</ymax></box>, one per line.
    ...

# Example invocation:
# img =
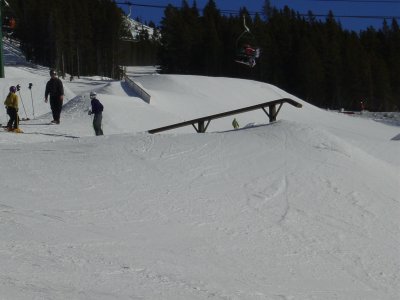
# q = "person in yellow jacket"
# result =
<box><xmin>4</xmin><ymin>86</ymin><xmax>20</xmax><ymax>131</ymax></box>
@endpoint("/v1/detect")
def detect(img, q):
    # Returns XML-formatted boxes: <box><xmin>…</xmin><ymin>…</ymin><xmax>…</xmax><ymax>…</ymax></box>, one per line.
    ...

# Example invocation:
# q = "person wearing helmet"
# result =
<box><xmin>3</xmin><ymin>86</ymin><xmax>20</xmax><ymax>132</ymax></box>
<box><xmin>244</xmin><ymin>44</ymin><xmax>256</xmax><ymax>56</ymax></box>
<box><xmin>45</xmin><ymin>69</ymin><xmax>64</xmax><ymax>124</ymax></box>
<box><xmin>88</xmin><ymin>91</ymin><xmax>104</xmax><ymax>136</ymax></box>
<box><xmin>236</xmin><ymin>44</ymin><xmax>259</xmax><ymax>68</ymax></box>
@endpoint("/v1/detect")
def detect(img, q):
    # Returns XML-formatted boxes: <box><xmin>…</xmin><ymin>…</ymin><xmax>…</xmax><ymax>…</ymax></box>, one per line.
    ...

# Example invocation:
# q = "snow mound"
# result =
<box><xmin>0</xmin><ymin>52</ymin><xmax>399</xmax><ymax>299</ymax></box>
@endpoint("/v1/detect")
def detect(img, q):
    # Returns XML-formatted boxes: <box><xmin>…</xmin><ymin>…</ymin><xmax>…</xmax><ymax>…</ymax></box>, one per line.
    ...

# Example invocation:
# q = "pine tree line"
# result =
<box><xmin>9</xmin><ymin>0</ymin><xmax>127</xmax><ymax>78</ymax></box>
<box><xmin>6</xmin><ymin>0</ymin><xmax>400</xmax><ymax>111</ymax></box>
<box><xmin>159</xmin><ymin>0</ymin><xmax>400</xmax><ymax>111</ymax></box>
<box><xmin>119</xmin><ymin>19</ymin><xmax>161</xmax><ymax>66</ymax></box>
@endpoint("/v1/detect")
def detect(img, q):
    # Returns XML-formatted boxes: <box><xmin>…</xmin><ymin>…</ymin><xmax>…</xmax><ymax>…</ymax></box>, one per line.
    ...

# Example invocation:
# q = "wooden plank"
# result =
<box><xmin>148</xmin><ymin>98</ymin><xmax>302</xmax><ymax>134</ymax></box>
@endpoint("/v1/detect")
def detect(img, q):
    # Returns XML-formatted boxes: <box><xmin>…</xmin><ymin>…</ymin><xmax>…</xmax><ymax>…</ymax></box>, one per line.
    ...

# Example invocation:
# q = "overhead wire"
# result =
<box><xmin>314</xmin><ymin>0</ymin><xmax>400</xmax><ymax>3</ymax></box>
<box><xmin>114</xmin><ymin>1</ymin><xmax>400</xmax><ymax>20</ymax></box>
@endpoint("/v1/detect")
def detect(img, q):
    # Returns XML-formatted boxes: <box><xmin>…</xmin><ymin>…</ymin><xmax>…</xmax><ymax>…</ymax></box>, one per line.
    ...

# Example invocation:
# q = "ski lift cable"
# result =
<box><xmin>315</xmin><ymin>0</ymin><xmax>400</xmax><ymax>3</ymax></box>
<box><xmin>114</xmin><ymin>2</ymin><xmax>261</xmax><ymax>15</ymax></box>
<box><xmin>114</xmin><ymin>1</ymin><xmax>400</xmax><ymax>20</ymax></box>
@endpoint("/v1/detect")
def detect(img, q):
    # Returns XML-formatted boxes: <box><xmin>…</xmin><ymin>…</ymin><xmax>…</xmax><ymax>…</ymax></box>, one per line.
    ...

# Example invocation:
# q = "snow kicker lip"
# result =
<box><xmin>391</xmin><ymin>133</ymin><xmax>400</xmax><ymax>141</ymax></box>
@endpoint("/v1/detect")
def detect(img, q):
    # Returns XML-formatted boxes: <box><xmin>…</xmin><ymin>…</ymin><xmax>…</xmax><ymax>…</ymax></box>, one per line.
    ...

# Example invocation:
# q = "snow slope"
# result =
<box><xmin>0</xmin><ymin>45</ymin><xmax>399</xmax><ymax>299</ymax></box>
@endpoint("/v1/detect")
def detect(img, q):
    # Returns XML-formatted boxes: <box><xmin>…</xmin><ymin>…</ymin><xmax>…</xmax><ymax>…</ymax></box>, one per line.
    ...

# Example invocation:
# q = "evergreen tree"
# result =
<box><xmin>201</xmin><ymin>0</ymin><xmax>223</xmax><ymax>75</ymax></box>
<box><xmin>8</xmin><ymin>0</ymin><xmax>400</xmax><ymax>110</ymax></box>
<box><xmin>159</xmin><ymin>4</ymin><xmax>185</xmax><ymax>73</ymax></box>
<box><xmin>388</xmin><ymin>19</ymin><xmax>400</xmax><ymax>110</ymax></box>
<box><xmin>293</xmin><ymin>35</ymin><xmax>325</xmax><ymax>106</ymax></box>
<box><xmin>8</xmin><ymin>0</ymin><xmax>125</xmax><ymax>78</ymax></box>
<box><xmin>322</xmin><ymin>11</ymin><xmax>343</xmax><ymax>109</ymax></box>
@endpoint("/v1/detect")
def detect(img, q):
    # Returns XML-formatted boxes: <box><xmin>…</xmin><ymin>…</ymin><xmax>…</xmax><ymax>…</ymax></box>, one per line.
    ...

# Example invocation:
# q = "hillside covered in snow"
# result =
<box><xmin>0</xmin><ymin>41</ymin><xmax>399</xmax><ymax>299</ymax></box>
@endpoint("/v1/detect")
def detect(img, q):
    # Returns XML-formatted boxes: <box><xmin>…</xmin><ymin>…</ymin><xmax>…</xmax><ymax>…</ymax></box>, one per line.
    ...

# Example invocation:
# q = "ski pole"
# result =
<box><xmin>28</xmin><ymin>83</ymin><xmax>35</xmax><ymax>119</ymax></box>
<box><xmin>16</xmin><ymin>84</ymin><xmax>29</xmax><ymax>120</ymax></box>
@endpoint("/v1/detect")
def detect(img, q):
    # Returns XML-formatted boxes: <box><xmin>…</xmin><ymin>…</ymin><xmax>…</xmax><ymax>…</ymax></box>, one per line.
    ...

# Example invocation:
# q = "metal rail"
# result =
<box><xmin>148</xmin><ymin>98</ymin><xmax>302</xmax><ymax>134</ymax></box>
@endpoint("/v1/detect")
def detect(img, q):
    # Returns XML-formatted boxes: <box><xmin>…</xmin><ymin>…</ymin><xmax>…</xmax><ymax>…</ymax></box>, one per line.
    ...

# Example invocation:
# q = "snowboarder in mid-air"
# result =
<box><xmin>88</xmin><ymin>91</ymin><xmax>104</xmax><ymax>136</ymax></box>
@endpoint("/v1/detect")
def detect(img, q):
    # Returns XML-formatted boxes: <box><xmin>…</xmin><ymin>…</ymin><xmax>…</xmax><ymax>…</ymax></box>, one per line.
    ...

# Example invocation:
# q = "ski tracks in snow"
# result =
<box><xmin>244</xmin><ymin>176</ymin><xmax>289</xmax><ymax>226</ymax></box>
<box><xmin>242</xmin><ymin>123</ymin><xmax>295</xmax><ymax>229</ymax></box>
<box><xmin>240</xmin><ymin>123</ymin><xmax>400</xmax><ymax>298</ymax></box>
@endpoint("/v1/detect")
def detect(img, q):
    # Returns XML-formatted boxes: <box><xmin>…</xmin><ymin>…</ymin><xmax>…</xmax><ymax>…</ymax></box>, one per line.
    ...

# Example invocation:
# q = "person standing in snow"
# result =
<box><xmin>45</xmin><ymin>69</ymin><xmax>64</xmax><ymax>124</ymax></box>
<box><xmin>4</xmin><ymin>86</ymin><xmax>20</xmax><ymax>131</ymax></box>
<box><xmin>232</xmin><ymin>118</ymin><xmax>240</xmax><ymax>129</ymax></box>
<box><xmin>88</xmin><ymin>91</ymin><xmax>104</xmax><ymax>136</ymax></box>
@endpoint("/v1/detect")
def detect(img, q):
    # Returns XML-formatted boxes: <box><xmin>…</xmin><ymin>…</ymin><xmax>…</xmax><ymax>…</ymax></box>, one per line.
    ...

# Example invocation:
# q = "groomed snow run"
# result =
<box><xmin>0</xmin><ymin>43</ymin><xmax>399</xmax><ymax>299</ymax></box>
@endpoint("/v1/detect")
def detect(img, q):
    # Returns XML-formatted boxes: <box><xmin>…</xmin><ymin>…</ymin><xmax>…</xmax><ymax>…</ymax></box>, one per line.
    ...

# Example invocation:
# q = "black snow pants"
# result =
<box><xmin>50</xmin><ymin>96</ymin><xmax>63</xmax><ymax>122</ymax></box>
<box><xmin>6</xmin><ymin>107</ymin><xmax>18</xmax><ymax>129</ymax></box>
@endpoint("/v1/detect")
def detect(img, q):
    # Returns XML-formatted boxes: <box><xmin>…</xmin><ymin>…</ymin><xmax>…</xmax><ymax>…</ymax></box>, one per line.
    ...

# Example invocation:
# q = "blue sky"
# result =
<box><xmin>118</xmin><ymin>0</ymin><xmax>400</xmax><ymax>32</ymax></box>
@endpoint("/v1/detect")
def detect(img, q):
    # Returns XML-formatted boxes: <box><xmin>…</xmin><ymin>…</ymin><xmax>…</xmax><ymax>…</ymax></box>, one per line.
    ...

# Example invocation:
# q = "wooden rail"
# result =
<box><xmin>148</xmin><ymin>98</ymin><xmax>302</xmax><ymax>134</ymax></box>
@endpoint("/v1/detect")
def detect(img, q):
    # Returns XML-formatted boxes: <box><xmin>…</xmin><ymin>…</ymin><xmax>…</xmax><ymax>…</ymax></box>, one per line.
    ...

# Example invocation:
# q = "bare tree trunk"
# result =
<box><xmin>61</xmin><ymin>52</ymin><xmax>65</xmax><ymax>79</ymax></box>
<box><xmin>76</xmin><ymin>47</ymin><xmax>80</xmax><ymax>78</ymax></box>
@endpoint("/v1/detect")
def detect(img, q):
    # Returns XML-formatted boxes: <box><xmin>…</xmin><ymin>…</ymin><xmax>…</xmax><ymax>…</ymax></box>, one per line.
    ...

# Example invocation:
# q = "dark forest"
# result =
<box><xmin>6</xmin><ymin>0</ymin><xmax>400</xmax><ymax>111</ymax></box>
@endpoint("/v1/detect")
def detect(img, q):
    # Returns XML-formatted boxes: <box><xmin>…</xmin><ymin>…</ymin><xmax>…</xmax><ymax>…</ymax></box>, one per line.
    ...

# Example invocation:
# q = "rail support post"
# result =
<box><xmin>198</xmin><ymin>121</ymin><xmax>205</xmax><ymax>133</ymax></box>
<box><xmin>269</xmin><ymin>104</ymin><xmax>277</xmax><ymax>122</ymax></box>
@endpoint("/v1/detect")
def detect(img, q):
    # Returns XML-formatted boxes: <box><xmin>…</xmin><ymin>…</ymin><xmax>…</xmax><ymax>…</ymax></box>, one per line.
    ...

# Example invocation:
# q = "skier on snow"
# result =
<box><xmin>88</xmin><ymin>91</ymin><xmax>104</xmax><ymax>136</ymax></box>
<box><xmin>3</xmin><ymin>86</ymin><xmax>21</xmax><ymax>132</ymax></box>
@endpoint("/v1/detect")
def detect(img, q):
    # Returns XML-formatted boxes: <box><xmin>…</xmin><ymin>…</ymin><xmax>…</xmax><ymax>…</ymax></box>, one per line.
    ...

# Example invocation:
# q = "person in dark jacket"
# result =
<box><xmin>45</xmin><ymin>69</ymin><xmax>64</xmax><ymax>124</ymax></box>
<box><xmin>88</xmin><ymin>91</ymin><xmax>104</xmax><ymax>136</ymax></box>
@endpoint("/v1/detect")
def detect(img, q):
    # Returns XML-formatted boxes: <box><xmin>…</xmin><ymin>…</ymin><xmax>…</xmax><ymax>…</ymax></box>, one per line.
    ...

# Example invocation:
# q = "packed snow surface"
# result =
<box><xmin>0</xmin><ymin>44</ymin><xmax>399</xmax><ymax>299</ymax></box>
